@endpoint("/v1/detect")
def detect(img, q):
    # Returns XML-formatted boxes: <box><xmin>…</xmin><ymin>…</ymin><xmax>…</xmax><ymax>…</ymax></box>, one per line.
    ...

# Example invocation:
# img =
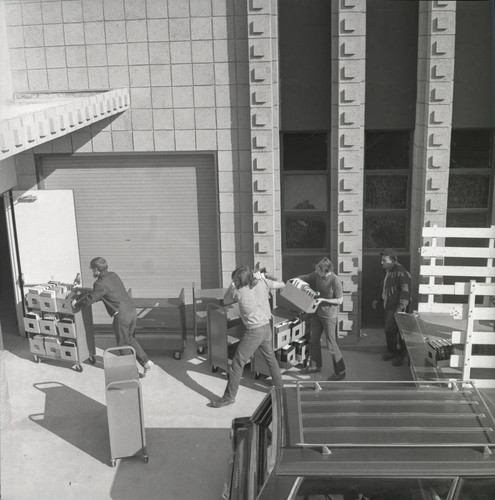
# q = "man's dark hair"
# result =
<box><xmin>231</xmin><ymin>266</ymin><xmax>257</xmax><ymax>289</ymax></box>
<box><xmin>90</xmin><ymin>257</ymin><xmax>108</xmax><ymax>272</ymax></box>
<box><xmin>314</xmin><ymin>256</ymin><xmax>333</xmax><ymax>274</ymax></box>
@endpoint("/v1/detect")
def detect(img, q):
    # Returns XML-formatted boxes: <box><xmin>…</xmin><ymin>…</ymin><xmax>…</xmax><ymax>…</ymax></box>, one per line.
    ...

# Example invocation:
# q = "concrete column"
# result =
<box><xmin>331</xmin><ymin>0</ymin><xmax>366</xmax><ymax>338</ymax></box>
<box><xmin>247</xmin><ymin>0</ymin><xmax>281</xmax><ymax>277</ymax></box>
<box><xmin>410</xmin><ymin>0</ymin><xmax>456</xmax><ymax>305</ymax></box>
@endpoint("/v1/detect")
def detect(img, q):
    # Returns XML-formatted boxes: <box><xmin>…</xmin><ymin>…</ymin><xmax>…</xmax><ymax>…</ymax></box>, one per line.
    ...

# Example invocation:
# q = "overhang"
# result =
<box><xmin>0</xmin><ymin>88</ymin><xmax>129</xmax><ymax>161</ymax></box>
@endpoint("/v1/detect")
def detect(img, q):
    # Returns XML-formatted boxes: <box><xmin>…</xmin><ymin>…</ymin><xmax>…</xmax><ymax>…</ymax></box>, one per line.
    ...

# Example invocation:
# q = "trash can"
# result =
<box><xmin>103</xmin><ymin>347</ymin><xmax>148</xmax><ymax>467</ymax></box>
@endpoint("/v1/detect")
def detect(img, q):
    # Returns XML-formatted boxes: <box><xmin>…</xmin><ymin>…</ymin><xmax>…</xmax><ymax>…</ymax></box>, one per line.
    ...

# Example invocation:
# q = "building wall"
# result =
<box><xmin>2</xmin><ymin>0</ymin><xmax>495</xmax><ymax>336</ymax></box>
<box><xmin>3</xmin><ymin>0</ymin><xmax>282</xmax><ymax>285</ymax></box>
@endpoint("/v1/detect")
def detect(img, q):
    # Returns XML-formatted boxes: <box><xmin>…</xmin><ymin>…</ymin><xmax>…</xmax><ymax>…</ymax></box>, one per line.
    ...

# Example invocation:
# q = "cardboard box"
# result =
<box><xmin>293</xmin><ymin>339</ymin><xmax>309</xmax><ymax>363</ymax></box>
<box><xmin>425</xmin><ymin>337</ymin><xmax>454</xmax><ymax>368</ymax></box>
<box><xmin>290</xmin><ymin>318</ymin><xmax>305</xmax><ymax>341</ymax></box>
<box><xmin>44</xmin><ymin>336</ymin><xmax>62</xmax><ymax>359</ymax></box>
<box><xmin>57</xmin><ymin>318</ymin><xmax>76</xmax><ymax>339</ymax></box>
<box><xmin>277</xmin><ymin>345</ymin><xmax>296</xmax><ymax>369</ymax></box>
<box><xmin>278</xmin><ymin>280</ymin><xmax>319</xmax><ymax>314</ymax></box>
<box><xmin>29</xmin><ymin>335</ymin><xmax>46</xmax><ymax>356</ymax></box>
<box><xmin>23</xmin><ymin>312</ymin><xmax>41</xmax><ymax>334</ymax></box>
<box><xmin>60</xmin><ymin>344</ymin><xmax>78</xmax><ymax>361</ymax></box>
<box><xmin>25</xmin><ymin>286</ymin><xmax>46</xmax><ymax>310</ymax></box>
<box><xmin>39</xmin><ymin>290</ymin><xmax>58</xmax><ymax>313</ymax></box>
<box><xmin>39</xmin><ymin>317</ymin><xmax>58</xmax><ymax>336</ymax></box>
<box><xmin>273</xmin><ymin>321</ymin><xmax>291</xmax><ymax>350</ymax></box>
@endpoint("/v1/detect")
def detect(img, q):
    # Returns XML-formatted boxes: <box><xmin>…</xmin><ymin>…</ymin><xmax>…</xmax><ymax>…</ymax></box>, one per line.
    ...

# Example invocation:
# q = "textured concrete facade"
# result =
<box><xmin>248</xmin><ymin>0</ymin><xmax>281</xmax><ymax>278</ymax></box>
<box><xmin>410</xmin><ymin>0</ymin><xmax>456</xmax><ymax>305</ymax></box>
<box><xmin>1</xmin><ymin>0</ymin><xmax>284</xmax><ymax>286</ymax></box>
<box><xmin>331</xmin><ymin>0</ymin><xmax>366</xmax><ymax>335</ymax></box>
<box><xmin>1</xmin><ymin>0</ymin><xmax>494</xmax><ymax>340</ymax></box>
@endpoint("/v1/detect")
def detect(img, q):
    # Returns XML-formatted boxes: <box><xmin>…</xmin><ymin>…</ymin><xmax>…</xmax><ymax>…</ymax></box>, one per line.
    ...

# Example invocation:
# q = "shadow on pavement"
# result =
<box><xmin>110</xmin><ymin>428</ymin><xmax>231</xmax><ymax>500</ymax></box>
<box><xmin>29</xmin><ymin>381</ymin><xmax>109</xmax><ymax>465</ymax></box>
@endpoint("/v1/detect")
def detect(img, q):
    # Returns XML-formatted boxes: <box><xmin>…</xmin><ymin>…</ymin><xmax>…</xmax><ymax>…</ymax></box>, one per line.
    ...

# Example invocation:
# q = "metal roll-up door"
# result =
<box><xmin>39</xmin><ymin>154</ymin><xmax>220</xmax><ymax>315</ymax></box>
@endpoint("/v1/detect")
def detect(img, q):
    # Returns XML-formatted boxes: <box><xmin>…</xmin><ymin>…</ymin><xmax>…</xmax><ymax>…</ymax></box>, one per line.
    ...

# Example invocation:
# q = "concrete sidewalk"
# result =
<box><xmin>0</xmin><ymin>322</ymin><xmax>411</xmax><ymax>500</ymax></box>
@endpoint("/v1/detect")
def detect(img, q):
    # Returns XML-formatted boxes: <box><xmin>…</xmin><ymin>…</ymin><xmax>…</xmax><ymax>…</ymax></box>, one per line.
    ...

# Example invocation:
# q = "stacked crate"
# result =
<box><xmin>23</xmin><ymin>283</ymin><xmax>94</xmax><ymax>371</ymax></box>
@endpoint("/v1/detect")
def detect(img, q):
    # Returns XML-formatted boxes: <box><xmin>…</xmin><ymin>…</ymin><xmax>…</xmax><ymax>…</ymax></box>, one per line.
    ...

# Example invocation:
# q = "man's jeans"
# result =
<box><xmin>224</xmin><ymin>323</ymin><xmax>283</xmax><ymax>400</ymax></box>
<box><xmin>309</xmin><ymin>315</ymin><xmax>342</xmax><ymax>368</ymax></box>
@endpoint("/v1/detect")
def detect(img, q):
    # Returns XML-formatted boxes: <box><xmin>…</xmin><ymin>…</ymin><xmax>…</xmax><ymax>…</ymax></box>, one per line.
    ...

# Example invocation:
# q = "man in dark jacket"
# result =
<box><xmin>74</xmin><ymin>257</ymin><xmax>153</xmax><ymax>376</ymax></box>
<box><xmin>372</xmin><ymin>249</ymin><xmax>411</xmax><ymax>366</ymax></box>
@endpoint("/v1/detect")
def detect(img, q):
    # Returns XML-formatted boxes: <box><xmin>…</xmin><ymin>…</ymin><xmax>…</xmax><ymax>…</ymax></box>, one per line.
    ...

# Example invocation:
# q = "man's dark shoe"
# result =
<box><xmin>328</xmin><ymin>371</ymin><xmax>346</xmax><ymax>381</ymax></box>
<box><xmin>208</xmin><ymin>396</ymin><xmax>235</xmax><ymax>408</ymax></box>
<box><xmin>382</xmin><ymin>352</ymin><xmax>396</xmax><ymax>361</ymax></box>
<box><xmin>300</xmin><ymin>365</ymin><xmax>321</xmax><ymax>374</ymax></box>
<box><xmin>392</xmin><ymin>354</ymin><xmax>406</xmax><ymax>366</ymax></box>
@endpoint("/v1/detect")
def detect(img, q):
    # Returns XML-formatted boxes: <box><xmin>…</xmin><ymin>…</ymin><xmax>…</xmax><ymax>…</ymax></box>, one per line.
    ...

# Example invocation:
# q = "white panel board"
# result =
<box><xmin>11</xmin><ymin>190</ymin><xmax>81</xmax><ymax>284</ymax></box>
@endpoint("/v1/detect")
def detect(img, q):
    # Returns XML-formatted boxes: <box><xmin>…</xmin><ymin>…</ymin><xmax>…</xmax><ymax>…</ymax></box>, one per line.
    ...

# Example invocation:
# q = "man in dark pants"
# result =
<box><xmin>74</xmin><ymin>257</ymin><xmax>154</xmax><ymax>376</ymax></box>
<box><xmin>372</xmin><ymin>249</ymin><xmax>412</xmax><ymax>367</ymax></box>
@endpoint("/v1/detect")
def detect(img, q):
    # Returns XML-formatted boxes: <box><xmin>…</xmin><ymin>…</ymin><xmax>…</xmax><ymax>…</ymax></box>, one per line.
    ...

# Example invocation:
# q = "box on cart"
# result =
<box><xmin>273</xmin><ymin>321</ymin><xmax>291</xmax><ymax>350</ymax></box>
<box><xmin>44</xmin><ymin>336</ymin><xmax>62</xmax><ymax>358</ymax></box>
<box><xmin>293</xmin><ymin>339</ymin><xmax>309</xmax><ymax>363</ymax></box>
<box><xmin>277</xmin><ymin>344</ymin><xmax>296</xmax><ymax>369</ymax></box>
<box><xmin>426</xmin><ymin>337</ymin><xmax>454</xmax><ymax>368</ymax></box>
<box><xmin>290</xmin><ymin>317</ymin><xmax>305</xmax><ymax>341</ymax></box>
<box><xmin>57</xmin><ymin>318</ymin><xmax>76</xmax><ymax>338</ymax></box>
<box><xmin>40</xmin><ymin>289</ymin><xmax>59</xmax><ymax>313</ymax></box>
<box><xmin>39</xmin><ymin>316</ymin><xmax>58</xmax><ymax>336</ymax></box>
<box><xmin>29</xmin><ymin>335</ymin><xmax>46</xmax><ymax>356</ymax></box>
<box><xmin>278</xmin><ymin>279</ymin><xmax>319</xmax><ymax>314</ymax></box>
<box><xmin>25</xmin><ymin>285</ymin><xmax>46</xmax><ymax>310</ymax></box>
<box><xmin>60</xmin><ymin>340</ymin><xmax>78</xmax><ymax>361</ymax></box>
<box><xmin>23</xmin><ymin>312</ymin><xmax>41</xmax><ymax>334</ymax></box>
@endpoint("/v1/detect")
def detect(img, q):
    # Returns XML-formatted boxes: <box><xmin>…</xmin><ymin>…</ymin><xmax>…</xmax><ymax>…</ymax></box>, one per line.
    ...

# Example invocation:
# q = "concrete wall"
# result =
<box><xmin>3</xmin><ymin>0</ymin><xmax>284</xmax><ymax>284</ymax></box>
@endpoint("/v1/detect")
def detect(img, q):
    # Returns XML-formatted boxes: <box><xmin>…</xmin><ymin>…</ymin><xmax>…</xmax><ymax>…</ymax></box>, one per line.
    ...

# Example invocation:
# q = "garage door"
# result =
<box><xmin>40</xmin><ymin>154</ymin><xmax>220</xmax><ymax>303</ymax></box>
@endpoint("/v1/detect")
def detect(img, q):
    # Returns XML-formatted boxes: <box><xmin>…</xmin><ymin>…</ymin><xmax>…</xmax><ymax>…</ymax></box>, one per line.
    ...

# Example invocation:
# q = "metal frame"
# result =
<box><xmin>292</xmin><ymin>380</ymin><xmax>495</xmax><ymax>456</ymax></box>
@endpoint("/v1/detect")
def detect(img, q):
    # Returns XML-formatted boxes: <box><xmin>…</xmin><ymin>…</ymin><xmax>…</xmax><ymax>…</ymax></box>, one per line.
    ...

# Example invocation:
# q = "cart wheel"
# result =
<box><xmin>255</xmin><ymin>372</ymin><xmax>260</xmax><ymax>380</ymax></box>
<box><xmin>212</xmin><ymin>366</ymin><xmax>218</xmax><ymax>373</ymax></box>
<box><xmin>110</xmin><ymin>459</ymin><xmax>116</xmax><ymax>467</ymax></box>
<box><xmin>34</xmin><ymin>355</ymin><xmax>40</xmax><ymax>364</ymax></box>
<box><xmin>197</xmin><ymin>346</ymin><xmax>206</xmax><ymax>355</ymax></box>
<box><xmin>174</xmin><ymin>351</ymin><xmax>181</xmax><ymax>360</ymax></box>
<box><xmin>88</xmin><ymin>355</ymin><xmax>96</xmax><ymax>365</ymax></box>
<box><xmin>75</xmin><ymin>364</ymin><xmax>83</xmax><ymax>373</ymax></box>
<box><xmin>143</xmin><ymin>455</ymin><xmax>149</xmax><ymax>463</ymax></box>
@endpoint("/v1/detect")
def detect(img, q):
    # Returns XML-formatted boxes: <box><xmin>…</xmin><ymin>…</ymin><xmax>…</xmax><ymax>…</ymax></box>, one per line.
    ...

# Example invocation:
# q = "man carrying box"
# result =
<box><xmin>297</xmin><ymin>257</ymin><xmax>345</xmax><ymax>381</ymax></box>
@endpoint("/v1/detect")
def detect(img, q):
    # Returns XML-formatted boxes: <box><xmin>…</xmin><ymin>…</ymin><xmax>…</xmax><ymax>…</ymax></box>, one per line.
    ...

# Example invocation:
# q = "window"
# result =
<box><xmin>457</xmin><ymin>477</ymin><xmax>495</xmax><ymax>500</ymax></box>
<box><xmin>295</xmin><ymin>477</ymin><xmax>454</xmax><ymax>500</ymax></box>
<box><xmin>364</xmin><ymin>131</ymin><xmax>412</xmax><ymax>249</ymax></box>
<box><xmin>282</xmin><ymin>133</ymin><xmax>329</xmax><ymax>253</ymax></box>
<box><xmin>447</xmin><ymin>130</ymin><xmax>494</xmax><ymax>228</ymax></box>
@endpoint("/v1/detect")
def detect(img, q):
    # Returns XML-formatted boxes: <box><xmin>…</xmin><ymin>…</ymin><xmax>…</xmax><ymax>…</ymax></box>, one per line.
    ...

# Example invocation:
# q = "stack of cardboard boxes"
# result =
<box><xmin>252</xmin><ymin>279</ymin><xmax>320</xmax><ymax>376</ymax></box>
<box><xmin>24</xmin><ymin>283</ymin><xmax>93</xmax><ymax>370</ymax></box>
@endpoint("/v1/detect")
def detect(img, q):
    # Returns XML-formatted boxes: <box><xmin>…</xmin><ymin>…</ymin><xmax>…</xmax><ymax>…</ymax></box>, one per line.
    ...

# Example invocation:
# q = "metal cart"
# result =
<box><xmin>207</xmin><ymin>302</ymin><xmax>244</xmax><ymax>373</ymax></box>
<box><xmin>192</xmin><ymin>284</ymin><xmax>227</xmax><ymax>354</ymax></box>
<box><xmin>103</xmin><ymin>347</ymin><xmax>148</xmax><ymax>467</ymax></box>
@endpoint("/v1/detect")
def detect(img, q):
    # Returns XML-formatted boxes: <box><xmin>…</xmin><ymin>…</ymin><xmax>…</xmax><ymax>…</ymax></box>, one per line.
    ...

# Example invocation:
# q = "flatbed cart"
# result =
<box><xmin>104</xmin><ymin>347</ymin><xmax>148</xmax><ymax>467</ymax></box>
<box><xmin>94</xmin><ymin>289</ymin><xmax>187</xmax><ymax>360</ymax></box>
<box><xmin>132</xmin><ymin>288</ymin><xmax>187</xmax><ymax>360</ymax></box>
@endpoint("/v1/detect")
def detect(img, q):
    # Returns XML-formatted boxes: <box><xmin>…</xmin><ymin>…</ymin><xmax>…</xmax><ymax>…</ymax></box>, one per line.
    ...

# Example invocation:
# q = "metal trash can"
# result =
<box><xmin>103</xmin><ymin>347</ymin><xmax>148</xmax><ymax>467</ymax></box>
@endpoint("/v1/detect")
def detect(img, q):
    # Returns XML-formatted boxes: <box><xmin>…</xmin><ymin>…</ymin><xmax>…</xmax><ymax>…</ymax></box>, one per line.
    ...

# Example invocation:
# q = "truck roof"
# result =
<box><xmin>277</xmin><ymin>381</ymin><xmax>495</xmax><ymax>477</ymax></box>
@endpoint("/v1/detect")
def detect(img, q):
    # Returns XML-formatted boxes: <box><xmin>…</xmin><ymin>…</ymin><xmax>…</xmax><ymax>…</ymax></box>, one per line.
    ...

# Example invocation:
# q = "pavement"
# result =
<box><xmin>0</xmin><ymin>310</ymin><xmax>412</xmax><ymax>500</ymax></box>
